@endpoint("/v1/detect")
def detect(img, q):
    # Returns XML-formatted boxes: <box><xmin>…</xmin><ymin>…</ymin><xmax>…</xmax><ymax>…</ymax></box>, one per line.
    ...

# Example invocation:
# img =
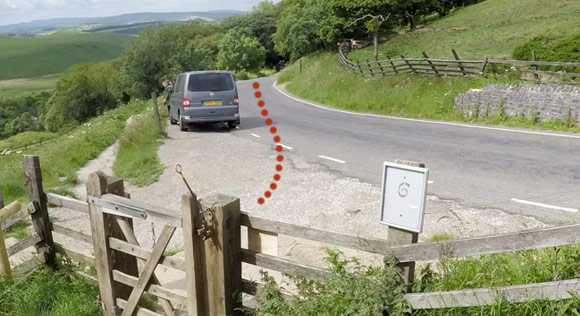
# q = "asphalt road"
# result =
<box><xmin>233</xmin><ymin>76</ymin><xmax>580</xmax><ymax>225</ymax></box>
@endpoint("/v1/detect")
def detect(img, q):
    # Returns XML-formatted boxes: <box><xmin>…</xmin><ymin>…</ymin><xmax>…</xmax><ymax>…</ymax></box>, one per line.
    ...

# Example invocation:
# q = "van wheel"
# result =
<box><xmin>179</xmin><ymin>112</ymin><xmax>187</xmax><ymax>131</ymax></box>
<box><xmin>228</xmin><ymin>119</ymin><xmax>240</xmax><ymax>129</ymax></box>
<box><xmin>169</xmin><ymin>107</ymin><xmax>177</xmax><ymax>125</ymax></box>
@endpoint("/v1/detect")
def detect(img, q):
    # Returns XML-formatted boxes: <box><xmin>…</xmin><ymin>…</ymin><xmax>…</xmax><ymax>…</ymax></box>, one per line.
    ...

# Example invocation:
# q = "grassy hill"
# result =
<box><xmin>349</xmin><ymin>0</ymin><xmax>580</xmax><ymax>60</ymax></box>
<box><xmin>0</xmin><ymin>31</ymin><xmax>130</xmax><ymax>80</ymax></box>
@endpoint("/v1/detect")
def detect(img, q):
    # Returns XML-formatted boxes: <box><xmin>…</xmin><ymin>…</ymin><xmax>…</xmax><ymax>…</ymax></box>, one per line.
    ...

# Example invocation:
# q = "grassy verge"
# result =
<box><xmin>0</xmin><ymin>131</ymin><xmax>57</xmax><ymax>152</ymax></box>
<box><xmin>234</xmin><ymin>68</ymin><xmax>278</xmax><ymax>81</ymax></box>
<box><xmin>0</xmin><ymin>100</ymin><xmax>146</xmax><ymax>203</ymax></box>
<box><xmin>113</xmin><ymin>99</ymin><xmax>167</xmax><ymax>187</ymax></box>
<box><xmin>278</xmin><ymin>52</ymin><xmax>580</xmax><ymax>132</ymax></box>
<box><xmin>0</xmin><ymin>261</ymin><xmax>101</xmax><ymax>316</ymax></box>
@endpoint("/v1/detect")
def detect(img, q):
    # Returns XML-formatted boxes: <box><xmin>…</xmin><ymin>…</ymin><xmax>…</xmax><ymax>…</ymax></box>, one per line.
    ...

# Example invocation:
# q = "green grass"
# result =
<box><xmin>349</xmin><ymin>0</ymin><xmax>580</xmax><ymax>60</ymax></box>
<box><xmin>0</xmin><ymin>260</ymin><xmax>101</xmax><ymax>316</ymax></box>
<box><xmin>0</xmin><ymin>131</ymin><xmax>57</xmax><ymax>152</ymax></box>
<box><xmin>0</xmin><ymin>31</ymin><xmax>130</xmax><ymax>80</ymax></box>
<box><xmin>5</xmin><ymin>219</ymin><xmax>31</xmax><ymax>240</ymax></box>
<box><xmin>113</xmin><ymin>100</ymin><xmax>167</xmax><ymax>187</ymax></box>
<box><xmin>0</xmin><ymin>101</ymin><xmax>147</xmax><ymax>204</ymax></box>
<box><xmin>423</xmin><ymin>232</ymin><xmax>455</xmax><ymax>242</ymax></box>
<box><xmin>0</xmin><ymin>75</ymin><xmax>60</xmax><ymax>98</ymax></box>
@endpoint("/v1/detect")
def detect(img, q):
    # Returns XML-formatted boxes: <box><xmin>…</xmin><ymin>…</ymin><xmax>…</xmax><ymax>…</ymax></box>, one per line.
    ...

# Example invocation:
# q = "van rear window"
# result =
<box><xmin>188</xmin><ymin>73</ymin><xmax>234</xmax><ymax>92</ymax></box>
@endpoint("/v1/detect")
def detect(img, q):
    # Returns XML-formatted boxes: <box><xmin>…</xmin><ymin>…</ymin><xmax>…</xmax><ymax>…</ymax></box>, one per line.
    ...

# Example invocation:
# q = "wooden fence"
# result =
<box><xmin>338</xmin><ymin>42</ymin><xmax>580</xmax><ymax>84</ymax></box>
<box><xmin>3</xmin><ymin>155</ymin><xmax>580</xmax><ymax>313</ymax></box>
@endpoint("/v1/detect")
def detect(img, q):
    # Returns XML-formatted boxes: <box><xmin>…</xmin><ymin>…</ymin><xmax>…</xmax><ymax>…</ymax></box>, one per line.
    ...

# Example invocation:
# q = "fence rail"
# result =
<box><xmin>338</xmin><ymin>42</ymin><xmax>580</xmax><ymax>84</ymax></box>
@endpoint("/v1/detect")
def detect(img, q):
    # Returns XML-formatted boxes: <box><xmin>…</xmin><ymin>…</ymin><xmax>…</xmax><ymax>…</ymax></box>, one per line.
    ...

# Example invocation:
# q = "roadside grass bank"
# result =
<box><xmin>254</xmin><ymin>246</ymin><xmax>580</xmax><ymax>315</ymax></box>
<box><xmin>235</xmin><ymin>68</ymin><xmax>278</xmax><ymax>81</ymax></box>
<box><xmin>0</xmin><ymin>131</ymin><xmax>57</xmax><ymax>152</ymax></box>
<box><xmin>0</xmin><ymin>260</ymin><xmax>101</xmax><ymax>316</ymax></box>
<box><xmin>0</xmin><ymin>74</ymin><xmax>60</xmax><ymax>98</ymax></box>
<box><xmin>278</xmin><ymin>52</ymin><xmax>580</xmax><ymax>133</ymax></box>
<box><xmin>348</xmin><ymin>0</ymin><xmax>580</xmax><ymax>60</ymax></box>
<box><xmin>0</xmin><ymin>100</ymin><xmax>147</xmax><ymax>204</ymax></box>
<box><xmin>113</xmin><ymin>100</ymin><xmax>167</xmax><ymax>187</ymax></box>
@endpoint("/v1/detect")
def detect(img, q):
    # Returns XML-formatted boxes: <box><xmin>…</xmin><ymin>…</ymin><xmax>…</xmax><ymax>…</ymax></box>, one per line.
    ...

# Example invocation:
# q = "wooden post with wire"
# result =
<box><xmin>151</xmin><ymin>92</ymin><xmax>163</xmax><ymax>136</ymax></box>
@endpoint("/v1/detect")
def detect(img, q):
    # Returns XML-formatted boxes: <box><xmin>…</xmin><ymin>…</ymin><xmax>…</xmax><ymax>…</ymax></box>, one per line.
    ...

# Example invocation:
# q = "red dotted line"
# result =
<box><xmin>253</xmin><ymin>82</ymin><xmax>283</xmax><ymax>205</ymax></box>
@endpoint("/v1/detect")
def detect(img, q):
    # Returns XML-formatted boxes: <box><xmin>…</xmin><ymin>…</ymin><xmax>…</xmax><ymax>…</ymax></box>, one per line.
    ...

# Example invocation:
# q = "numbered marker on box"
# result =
<box><xmin>380</xmin><ymin>162</ymin><xmax>429</xmax><ymax>233</ymax></box>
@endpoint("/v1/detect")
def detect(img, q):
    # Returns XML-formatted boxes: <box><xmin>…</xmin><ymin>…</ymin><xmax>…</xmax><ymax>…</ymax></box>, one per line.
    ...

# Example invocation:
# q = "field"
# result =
<box><xmin>0</xmin><ymin>74</ymin><xmax>59</xmax><ymax>98</ymax></box>
<box><xmin>349</xmin><ymin>0</ymin><xmax>580</xmax><ymax>60</ymax></box>
<box><xmin>0</xmin><ymin>31</ymin><xmax>130</xmax><ymax>80</ymax></box>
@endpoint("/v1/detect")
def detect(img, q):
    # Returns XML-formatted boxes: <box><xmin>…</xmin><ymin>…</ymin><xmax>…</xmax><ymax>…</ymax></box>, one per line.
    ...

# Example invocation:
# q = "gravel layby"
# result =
<box><xmin>49</xmin><ymin>122</ymin><xmax>548</xmax><ymax>268</ymax></box>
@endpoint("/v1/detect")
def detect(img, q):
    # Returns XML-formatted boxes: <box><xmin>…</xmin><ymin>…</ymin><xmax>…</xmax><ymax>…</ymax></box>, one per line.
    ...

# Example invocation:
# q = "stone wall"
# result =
<box><xmin>454</xmin><ymin>84</ymin><xmax>580</xmax><ymax>124</ymax></box>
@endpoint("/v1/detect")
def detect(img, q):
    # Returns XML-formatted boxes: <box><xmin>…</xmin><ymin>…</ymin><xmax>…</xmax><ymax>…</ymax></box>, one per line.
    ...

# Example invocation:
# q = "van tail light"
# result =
<box><xmin>234</xmin><ymin>96</ymin><xmax>239</xmax><ymax>106</ymax></box>
<box><xmin>183</xmin><ymin>98</ymin><xmax>190</xmax><ymax>108</ymax></box>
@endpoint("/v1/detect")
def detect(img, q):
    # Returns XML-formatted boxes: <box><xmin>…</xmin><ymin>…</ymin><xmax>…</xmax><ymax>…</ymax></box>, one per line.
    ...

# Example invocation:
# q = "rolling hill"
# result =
<box><xmin>0</xmin><ymin>31</ymin><xmax>130</xmax><ymax>80</ymax></box>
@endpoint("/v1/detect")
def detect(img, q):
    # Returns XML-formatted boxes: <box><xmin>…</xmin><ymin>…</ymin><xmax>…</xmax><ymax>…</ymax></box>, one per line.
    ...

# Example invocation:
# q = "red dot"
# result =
<box><xmin>257</xmin><ymin>198</ymin><xmax>265</xmax><ymax>205</ymax></box>
<box><xmin>276</xmin><ymin>145</ymin><xmax>283</xmax><ymax>152</ymax></box>
<box><xmin>274</xmin><ymin>174</ymin><xmax>281</xmax><ymax>181</ymax></box>
<box><xmin>270</xmin><ymin>183</ymin><xmax>277</xmax><ymax>190</ymax></box>
<box><xmin>276</xmin><ymin>165</ymin><xmax>283</xmax><ymax>172</ymax></box>
<box><xmin>277</xmin><ymin>155</ymin><xmax>284</xmax><ymax>162</ymax></box>
<box><xmin>258</xmin><ymin>100</ymin><xmax>265</xmax><ymax>107</ymax></box>
<box><xmin>255</xmin><ymin>91</ymin><xmax>262</xmax><ymax>98</ymax></box>
<box><xmin>273</xmin><ymin>136</ymin><xmax>281</xmax><ymax>143</ymax></box>
<box><xmin>265</xmin><ymin>118</ymin><xmax>273</xmax><ymax>125</ymax></box>
<box><xmin>270</xmin><ymin>127</ymin><xmax>277</xmax><ymax>134</ymax></box>
<box><xmin>265</xmin><ymin>191</ymin><xmax>272</xmax><ymax>198</ymax></box>
<box><xmin>261</xmin><ymin>109</ymin><xmax>269</xmax><ymax>117</ymax></box>
<box><xmin>253</xmin><ymin>82</ymin><xmax>260</xmax><ymax>89</ymax></box>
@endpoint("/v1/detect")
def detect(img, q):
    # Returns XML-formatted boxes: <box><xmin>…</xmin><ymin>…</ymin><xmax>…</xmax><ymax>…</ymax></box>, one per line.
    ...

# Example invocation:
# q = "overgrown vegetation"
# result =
<box><xmin>0</xmin><ymin>260</ymin><xmax>100</xmax><ymax>316</ymax></box>
<box><xmin>113</xmin><ymin>100</ymin><xmax>167</xmax><ymax>187</ymax></box>
<box><xmin>513</xmin><ymin>34</ymin><xmax>580</xmax><ymax>73</ymax></box>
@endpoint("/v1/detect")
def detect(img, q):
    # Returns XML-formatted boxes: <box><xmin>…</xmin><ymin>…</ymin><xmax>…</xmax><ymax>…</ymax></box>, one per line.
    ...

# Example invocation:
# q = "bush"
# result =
<box><xmin>217</xmin><ymin>29</ymin><xmax>266</xmax><ymax>72</ymax></box>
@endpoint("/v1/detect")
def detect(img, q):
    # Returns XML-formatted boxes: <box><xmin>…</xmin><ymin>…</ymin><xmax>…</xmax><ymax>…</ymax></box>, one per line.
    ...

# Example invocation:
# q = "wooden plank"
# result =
<box><xmin>51</xmin><ymin>222</ymin><xmax>93</xmax><ymax>244</ymax></box>
<box><xmin>46</xmin><ymin>193</ymin><xmax>89</xmax><ymax>214</ymax></box>
<box><xmin>375</xmin><ymin>57</ymin><xmax>385</xmax><ymax>76</ymax></box>
<box><xmin>3</xmin><ymin>202</ymin><xmax>36</xmax><ymax>231</ymax></box>
<box><xmin>405</xmin><ymin>278</ymin><xmax>580</xmax><ymax>309</ymax></box>
<box><xmin>115</xmin><ymin>218</ymin><xmax>176</xmax><ymax>316</ymax></box>
<box><xmin>54</xmin><ymin>242</ymin><xmax>95</xmax><ymax>266</ymax></box>
<box><xmin>121</xmin><ymin>225</ymin><xmax>175</xmax><ymax>316</ymax></box>
<box><xmin>101</xmin><ymin>194</ymin><xmax>181</xmax><ymax>227</ymax></box>
<box><xmin>12</xmin><ymin>247</ymin><xmax>48</xmax><ymax>274</ymax></box>
<box><xmin>366</xmin><ymin>59</ymin><xmax>374</xmax><ymax>77</ymax></box>
<box><xmin>181</xmin><ymin>194</ymin><xmax>208</xmax><ymax>316</ymax></box>
<box><xmin>422</xmin><ymin>52</ymin><xmax>440</xmax><ymax>75</ymax></box>
<box><xmin>7</xmin><ymin>232</ymin><xmax>42</xmax><ymax>256</ymax></box>
<box><xmin>0</xmin><ymin>201</ymin><xmax>22</xmax><ymax>225</ymax></box>
<box><xmin>522</xmin><ymin>69</ymin><xmax>580</xmax><ymax>78</ymax></box>
<box><xmin>356</xmin><ymin>60</ymin><xmax>364</xmax><ymax>75</ymax></box>
<box><xmin>116</xmin><ymin>298</ymin><xmax>164</xmax><ymax>316</ymax></box>
<box><xmin>241</xmin><ymin>249</ymin><xmax>327</xmax><ymax>280</ymax></box>
<box><xmin>488</xmin><ymin>59</ymin><xmax>580</xmax><ymax>67</ymax></box>
<box><xmin>532</xmin><ymin>49</ymin><xmax>539</xmax><ymax>82</ymax></box>
<box><xmin>401</xmin><ymin>55</ymin><xmax>416</xmax><ymax>74</ymax></box>
<box><xmin>108</xmin><ymin>237</ymin><xmax>185</xmax><ymax>272</ymax></box>
<box><xmin>452</xmin><ymin>49</ymin><xmax>467</xmax><ymax>76</ymax></box>
<box><xmin>0</xmin><ymin>227</ymin><xmax>10</xmax><ymax>276</ymax></box>
<box><xmin>200</xmin><ymin>194</ymin><xmax>243</xmax><ymax>316</ymax></box>
<box><xmin>241</xmin><ymin>278</ymin><xmax>293</xmax><ymax>301</ymax></box>
<box><xmin>113</xmin><ymin>270</ymin><xmax>187</xmax><ymax>308</ymax></box>
<box><xmin>22</xmin><ymin>155</ymin><xmax>56</xmax><ymax>267</ymax></box>
<box><xmin>88</xmin><ymin>172</ymin><xmax>120</xmax><ymax>316</ymax></box>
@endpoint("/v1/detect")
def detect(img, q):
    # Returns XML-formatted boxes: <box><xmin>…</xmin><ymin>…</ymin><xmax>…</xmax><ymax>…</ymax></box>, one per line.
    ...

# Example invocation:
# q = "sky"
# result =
<box><xmin>0</xmin><ymin>0</ymin><xmax>280</xmax><ymax>26</ymax></box>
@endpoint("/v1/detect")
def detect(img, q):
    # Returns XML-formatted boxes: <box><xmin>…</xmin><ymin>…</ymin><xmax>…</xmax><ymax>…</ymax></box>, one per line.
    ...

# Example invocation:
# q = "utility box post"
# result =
<box><xmin>381</xmin><ymin>159</ymin><xmax>429</xmax><ymax>292</ymax></box>
<box><xmin>22</xmin><ymin>155</ymin><xmax>56</xmax><ymax>268</ymax></box>
<box><xmin>200</xmin><ymin>194</ymin><xmax>242</xmax><ymax>316</ymax></box>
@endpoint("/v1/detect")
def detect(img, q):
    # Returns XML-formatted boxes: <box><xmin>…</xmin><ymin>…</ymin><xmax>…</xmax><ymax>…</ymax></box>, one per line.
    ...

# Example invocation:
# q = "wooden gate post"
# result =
<box><xmin>200</xmin><ymin>194</ymin><xmax>242</xmax><ymax>316</ymax></box>
<box><xmin>388</xmin><ymin>159</ymin><xmax>425</xmax><ymax>292</ymax></box>
<box><xmin>182</xmin><ymin>194</ymin><xmax>208</xmax><ymax>316</ymax></box>
<box><xmin>88</xmin><ymin>172</ymin><xmax>139</xmax><ymax>316</ymax></box>
<box><xmin>22</xmin><ymin>155</ymin><xmax>56</xmax><ymax>268</ymax></box>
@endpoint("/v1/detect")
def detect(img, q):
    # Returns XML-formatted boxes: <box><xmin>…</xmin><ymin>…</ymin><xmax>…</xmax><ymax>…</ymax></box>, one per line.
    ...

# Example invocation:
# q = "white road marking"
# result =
<box><xmin>272</xmin><ymin>81</ymin><xmax>580</xmax><ymax>140</ymax></box>
<box><xmin>251</xmin><ymin>133</ymin><xmax>261</xmax><ymax>138</ymax></box>
<box><xmin>277</xmin><ymin>143</ymin><xmax>293</xmax><ymax>150</ymax></box>
<box><xmin>510</xmin><ymin>198</ymin><xmax>578</xmax><ymax>213</ymax></box>
<box><xmin>318</xmin><ymin>155</ymin><xmax>346</xmax><ymax>164</ymax></box>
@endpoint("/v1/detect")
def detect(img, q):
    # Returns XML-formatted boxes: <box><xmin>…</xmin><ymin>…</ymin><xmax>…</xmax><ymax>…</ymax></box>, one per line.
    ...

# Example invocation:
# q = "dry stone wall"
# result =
<box><xmin>454</xmin><ymin>84</ymin><xmax>580</xmax><ymax>124</ymax></box>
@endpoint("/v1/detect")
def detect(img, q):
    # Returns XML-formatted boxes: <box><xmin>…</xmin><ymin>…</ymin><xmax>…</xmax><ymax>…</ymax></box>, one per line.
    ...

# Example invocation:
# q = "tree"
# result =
<box><xmin>391</xmin><ymin>0</ymin><xmax>428</xmax><ymax>30</ymax></box>
<box><xmin>217</xmin><ymin>29</ymin><xmax>266</xmax><ymax>71</ymax></box>
<box><xmin>346</xmin><ymin>14</ymin><xmax>391</xmax><ymax>59</ymax></box>
<box><xmin>273</xmin><ymin>0</ymin><xmax>329</xmax><ymax>61</ymax></box>
<box><xmin>43</xmin><ymin>63</ymin><xmax>116</xmax><ymax>131</ymax></box>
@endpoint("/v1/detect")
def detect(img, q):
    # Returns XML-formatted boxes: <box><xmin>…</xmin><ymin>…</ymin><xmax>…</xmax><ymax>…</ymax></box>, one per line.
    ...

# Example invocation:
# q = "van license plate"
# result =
<box><xmin>205</xmin><ymin>100</ymin><xmax>222</xmax><ymax>106</ymax></box>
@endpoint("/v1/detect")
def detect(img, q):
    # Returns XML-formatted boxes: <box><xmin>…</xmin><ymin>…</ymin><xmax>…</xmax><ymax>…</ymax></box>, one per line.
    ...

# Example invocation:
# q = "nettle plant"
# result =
<box><xmin>251</xmin><ymin>249</ymin><xmax>410</xmax><ymax>316</ymax></box>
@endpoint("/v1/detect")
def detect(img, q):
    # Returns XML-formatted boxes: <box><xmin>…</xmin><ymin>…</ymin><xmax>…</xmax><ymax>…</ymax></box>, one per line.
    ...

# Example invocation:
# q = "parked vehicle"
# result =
<box><xmin>168</xmin><ymin>71</ymin><xmax>240</xmax><ymax>131</ymax></box>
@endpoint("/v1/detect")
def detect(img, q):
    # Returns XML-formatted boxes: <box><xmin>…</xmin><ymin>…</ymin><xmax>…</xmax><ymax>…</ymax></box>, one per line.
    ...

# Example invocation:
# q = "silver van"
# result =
<box><xmin>168</xmin><ymin>71</ymin><xmax>240</xmax><ymax>131</ymax></box>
